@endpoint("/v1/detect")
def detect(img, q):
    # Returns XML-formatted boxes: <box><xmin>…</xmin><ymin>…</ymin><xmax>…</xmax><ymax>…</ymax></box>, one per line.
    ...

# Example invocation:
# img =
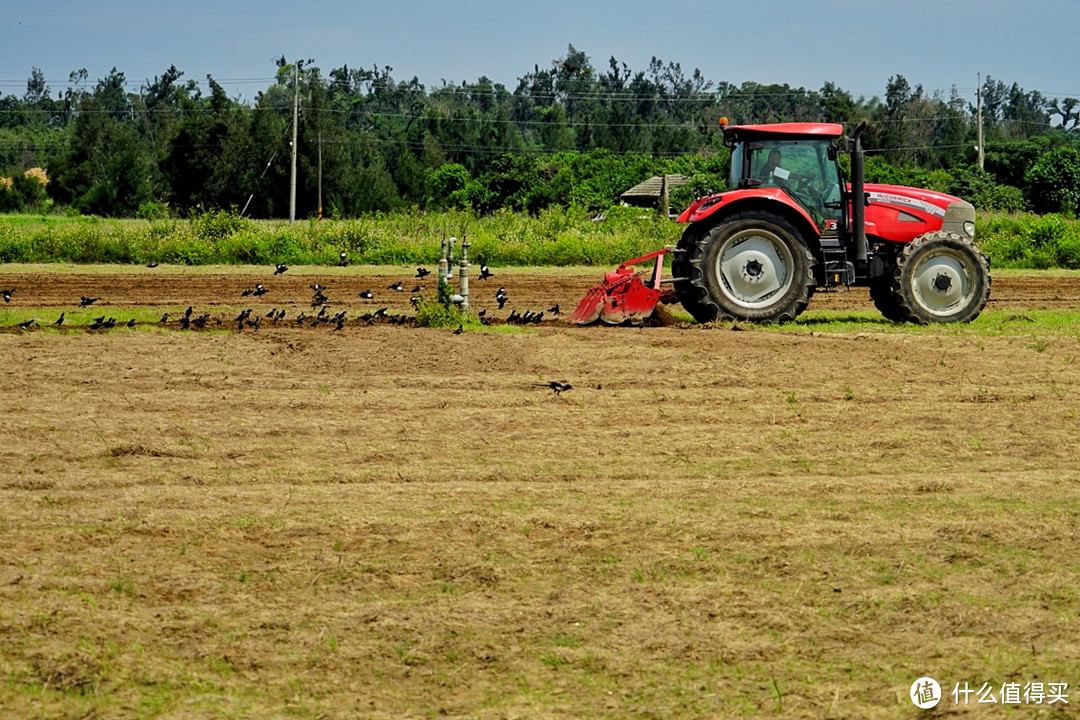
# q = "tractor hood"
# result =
<box><xmin>862</xmin><ymin>183</ymin><xmax>973</xmax><ymax>244</ymax></box>
<box><xmin>863</xmin><ymin>183</ymin><xmax>963</xmax><ymax>219</ymax></box>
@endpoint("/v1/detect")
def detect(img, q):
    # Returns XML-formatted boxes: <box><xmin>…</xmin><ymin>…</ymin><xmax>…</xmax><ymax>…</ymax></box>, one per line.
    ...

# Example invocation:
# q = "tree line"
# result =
<box><xmin>1</xmin><ymin>46</ymin><xmax>1079</xmax><ymax>219</ymax></box>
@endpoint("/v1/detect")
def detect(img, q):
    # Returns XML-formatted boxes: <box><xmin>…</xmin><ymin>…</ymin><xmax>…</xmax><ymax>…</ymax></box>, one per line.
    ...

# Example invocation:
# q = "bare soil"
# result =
<box><xmin>2</xmin><ymin>267</ymin><xmax>1080</xmax><ymax>315</ymax></box>
<box><xmin>2</xmin><ymin>268</ymin><xmax>1080</xmax><ymax>719</ymax></box>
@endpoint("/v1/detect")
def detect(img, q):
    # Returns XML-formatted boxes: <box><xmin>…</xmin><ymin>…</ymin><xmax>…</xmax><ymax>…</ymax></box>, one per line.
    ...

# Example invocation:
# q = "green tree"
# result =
<box><xmin>1025</xmin><ymin>147</ymin><xmax>1080</xmax><ymax>214</ymax></box>
<box><xmin>49</xmin><ymin>69</ymin><xmax>154</xmax><ymax>215</ymax></box>
<box><xmin>428</xmin><ymin>162</ymin><xmax>470</xmax><ymax>209</ymax></box>
<box><xmin>162</xmin><ymin>76</ymin><xmax>254</xmax><ymax>213</ymax></box>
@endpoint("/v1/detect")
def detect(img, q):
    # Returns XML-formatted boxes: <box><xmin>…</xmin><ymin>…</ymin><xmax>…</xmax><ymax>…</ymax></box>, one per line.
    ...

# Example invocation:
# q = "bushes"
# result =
<box><xmin>979</xmin><ymin>213</ymin><xmax>1080</xmax><ymax>268</ymax></box>
<box><xmin>0</xmin><ymin>207</ymin><xmax>681</xmax><ymax>267</ymax></box>
<box><xmin>1025</xmin><ymin>148</ymin><xmax>1080</xmax><ymax>215</ymax></box>
<box><xmin>422</xmin><ymin>149</ymin><xmax>730</xmax><ymax>216</ymax></box>
<box><xmin>947</xmin><ymin>168</ymin><xmax>1028</xmax><ymax>213</ymax></box>
<box><xmin>4</xmin><ymin>207</ymin><xmax>1080</xmax><ymax>271</ymax></box>
<box><xmin>0</xmin><ymin>169</ymin><xmax>50</xmax><ymax>213</ymax></box>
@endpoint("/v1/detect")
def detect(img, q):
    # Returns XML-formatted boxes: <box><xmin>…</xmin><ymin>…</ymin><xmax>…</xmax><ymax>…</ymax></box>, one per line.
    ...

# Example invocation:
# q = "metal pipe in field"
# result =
<box><xmin>458</xmin><ymin>239</ymin><xmax>471</xmax><ymax>311</ymax></box>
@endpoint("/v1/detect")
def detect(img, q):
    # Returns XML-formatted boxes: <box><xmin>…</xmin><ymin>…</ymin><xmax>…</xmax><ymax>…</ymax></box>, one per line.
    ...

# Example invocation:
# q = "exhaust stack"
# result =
<box><xmin>850</xmin><ymin>120</ymin><xmax>868</xmax><ymax>262</ymax></box>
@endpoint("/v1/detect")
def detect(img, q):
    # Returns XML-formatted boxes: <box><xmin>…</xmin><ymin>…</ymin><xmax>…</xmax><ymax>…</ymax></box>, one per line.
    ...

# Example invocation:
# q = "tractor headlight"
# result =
<box><xmin>963</xmin><ymin>221</ymin><xmax>976</xmax><ymax>238</ymax></box>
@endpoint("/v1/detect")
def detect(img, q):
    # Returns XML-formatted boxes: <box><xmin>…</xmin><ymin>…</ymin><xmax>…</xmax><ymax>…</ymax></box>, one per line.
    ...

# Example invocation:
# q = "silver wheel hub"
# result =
<box><xmin>912</xmin><ymin>249</ymin><xmax>972</xmax><ymax>316</ymax></box>
<box><xmin>717</xmin><ymin>230</ymin><xmax>793</xmax><ymax>309</ymax></box>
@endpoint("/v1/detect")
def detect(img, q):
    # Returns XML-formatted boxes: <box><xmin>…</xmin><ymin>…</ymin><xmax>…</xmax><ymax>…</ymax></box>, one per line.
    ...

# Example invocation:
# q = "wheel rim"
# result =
<box><xmin>910</xmin><ymin>248</ymin><xmax>974</xmax><ymax>317</ymax></box>
<box><xmin>715</xmin><ymin>228</ymin><xmax>793</xmax><ymax>309</ymax></box>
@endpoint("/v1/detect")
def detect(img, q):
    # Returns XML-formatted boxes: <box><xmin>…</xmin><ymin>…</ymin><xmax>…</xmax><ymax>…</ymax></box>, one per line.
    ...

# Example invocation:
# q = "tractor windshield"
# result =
<box><xmin>732</xmin><ymin>138</ymin><xmax>843</xmax><ymax>228</ymax></box>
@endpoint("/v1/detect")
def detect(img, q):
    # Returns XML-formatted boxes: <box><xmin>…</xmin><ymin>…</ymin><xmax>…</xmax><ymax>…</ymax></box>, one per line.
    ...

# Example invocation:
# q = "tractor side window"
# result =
<box><xmin>752</xmin><ymin>143</ymin><xmax>817</xmax><ymax>186</ymax></box>
<box><xmin>751</xmin><ymin>145</ymin><xmax>784</xmax><ymax>183</ymax></box>
<box><xmin>751</xmin><ymin>141</ymin><xmax>844</xmax><ymax>227</ymax></box>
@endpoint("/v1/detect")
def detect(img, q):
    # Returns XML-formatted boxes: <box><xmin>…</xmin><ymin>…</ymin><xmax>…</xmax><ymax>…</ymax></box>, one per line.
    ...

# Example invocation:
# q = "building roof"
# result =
<box><xmin>620</xmin><ymin>174</ymin><xmax>689</xmax><ymax>206</ymax></box>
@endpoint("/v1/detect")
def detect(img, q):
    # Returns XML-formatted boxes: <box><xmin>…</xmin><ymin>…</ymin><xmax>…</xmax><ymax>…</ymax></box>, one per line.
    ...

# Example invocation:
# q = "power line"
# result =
<box><xmin>4</xmin><ymin>74</ymin><xmax>1078</xmax><ymax>103</ymax></box>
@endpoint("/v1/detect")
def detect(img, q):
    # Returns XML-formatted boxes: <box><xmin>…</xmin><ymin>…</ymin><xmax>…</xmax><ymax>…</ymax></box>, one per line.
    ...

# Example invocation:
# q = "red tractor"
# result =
<box><xmin>571</xmin><ymin>120</ymin><xmax>991</xmax><ymax>325</ymax></box>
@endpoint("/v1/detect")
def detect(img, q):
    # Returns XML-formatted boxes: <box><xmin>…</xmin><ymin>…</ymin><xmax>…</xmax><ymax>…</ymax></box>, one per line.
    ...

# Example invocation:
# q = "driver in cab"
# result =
<box><xmin>758</xmin><ymin>148</ymin><xmax>804</xmax><ymax>186</ymax></box>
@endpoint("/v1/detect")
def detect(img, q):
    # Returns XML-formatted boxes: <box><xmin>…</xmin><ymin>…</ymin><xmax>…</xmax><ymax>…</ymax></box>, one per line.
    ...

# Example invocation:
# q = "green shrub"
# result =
<box><xmin>0</xmin><ymin>220</ymin><xmax>32</xmax><ymax>261</ymax></box>
<box><xmin>189</xmin><ymin>209</ymin><xmax>252</xmax><ymax>240</ymax></box>
<box><xmin>1025</xmin><ymin>147</ymin><xmax>1080</xmax><ymax>215</ymax></box>
<box><xmin>947</xmin><ymin>168</ymin><xmax>1028</xmax><ymax>213</ymax></box>
<box><xmin>978</xmin><ymin>212</ymin><xmax>1080</xmax><ymax>268</ymax></box>
<box><xmin>414</xmin><ymin>295</ymin><xmax>470</xmax><ymax>329</ymax></box>
<box><xmin>137</xmin><ymin>201</ymin><xmax>171</xmax><ymax>220</ymax></box>
<box><xmin>1053</xmin><ymin>232</ymin><xmax>1080</xmax><ymax>269</ymax></box>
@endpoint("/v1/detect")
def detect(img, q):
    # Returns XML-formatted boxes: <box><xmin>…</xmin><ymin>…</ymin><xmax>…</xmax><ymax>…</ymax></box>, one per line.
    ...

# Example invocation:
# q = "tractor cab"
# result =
<box><xmin>725</xmin><ymin>123</ymin><xmax>846</xmax><ymax>231</ymax></box>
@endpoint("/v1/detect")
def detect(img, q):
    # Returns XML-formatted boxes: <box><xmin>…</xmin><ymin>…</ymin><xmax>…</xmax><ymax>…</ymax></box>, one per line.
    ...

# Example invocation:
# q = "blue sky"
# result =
<box><xmin>3</xmin><ymin>0</ymin><xmax>1078</xmax><ymax>106</ymax></box>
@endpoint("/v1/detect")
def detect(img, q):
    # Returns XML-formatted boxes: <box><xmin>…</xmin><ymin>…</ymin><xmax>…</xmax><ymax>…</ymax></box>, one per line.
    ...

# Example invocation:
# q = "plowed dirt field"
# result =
<box><xmin>2</xmin><ymin>268</ymin><xmax>1080</xmax><ymax>719</ymax></box>
<box><xmin>1</xmin><ymin>268</ymin><xmax>1079</xmax><ymax>317</ymax></box>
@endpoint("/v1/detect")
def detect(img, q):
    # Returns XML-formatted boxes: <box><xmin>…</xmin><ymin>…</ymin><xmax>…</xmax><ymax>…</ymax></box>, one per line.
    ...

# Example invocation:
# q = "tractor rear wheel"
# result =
<box><xmin>891</xmin><ymin>231</ymin><xmax>991</xmax><ymax>324</ymax></box>
<box><xmin>685</xmin><ymin>210</ymin><xmax>817</xmax><ymax>323</ymax></box>
<box><xmin>672</xmin><ymin>224</ymin><xmax>718</xmax><ymax>323</ymax></box>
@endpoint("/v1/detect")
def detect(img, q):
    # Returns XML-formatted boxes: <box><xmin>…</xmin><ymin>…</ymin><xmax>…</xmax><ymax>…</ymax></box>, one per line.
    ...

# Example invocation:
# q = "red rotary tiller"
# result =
<box><xmin>569</xmin><ymin>246</ymin><xmax>678</xmax><ymax>325</ymax></box>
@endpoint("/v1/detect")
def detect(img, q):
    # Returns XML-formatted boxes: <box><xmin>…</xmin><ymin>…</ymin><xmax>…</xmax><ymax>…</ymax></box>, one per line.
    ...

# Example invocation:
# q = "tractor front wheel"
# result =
<box><xmin>686</xmin><ymin>210</ymin><xmax>816</xmax><ymax>323</ymax></box>
<box><xmin>891</xmin><ymin>231</ymin><xmax>991</xmax><ymax>324</ymax></box>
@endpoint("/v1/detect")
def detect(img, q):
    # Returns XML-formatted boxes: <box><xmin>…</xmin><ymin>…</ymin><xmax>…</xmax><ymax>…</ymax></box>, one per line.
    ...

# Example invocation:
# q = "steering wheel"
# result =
<box><xmin>795</xmin><ymin>175</ymin><xmax>823</xmax><ymax>203</ymax></box>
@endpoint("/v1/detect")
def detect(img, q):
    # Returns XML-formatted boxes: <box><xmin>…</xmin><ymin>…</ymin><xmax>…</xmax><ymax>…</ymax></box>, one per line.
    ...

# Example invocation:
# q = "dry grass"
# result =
<box><xmin>1</xmin><ymin>274</ymin><xmax>1080</xmax><ymax>718</ymax></box>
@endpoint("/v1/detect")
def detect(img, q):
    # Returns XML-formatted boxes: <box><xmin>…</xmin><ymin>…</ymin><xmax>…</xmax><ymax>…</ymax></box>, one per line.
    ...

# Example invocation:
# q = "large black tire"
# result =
<box><xmin>684</xmin><ymin>210</ymin><xmax>817</xmax><ymax>323</ymax></box>
<box><xmin>889</xmin><ymin>231</ymin><xmax>991</xmax><ymax>324</ymax></box>
<box><xmin>672</xmin><ymin>224</ymin><xmax>718</xmax><ymax>323</ymax></box>
<box><xmin>869</xmin><ymin>275</ymin><xmax>906</xmax><ymax>322</ymax></box>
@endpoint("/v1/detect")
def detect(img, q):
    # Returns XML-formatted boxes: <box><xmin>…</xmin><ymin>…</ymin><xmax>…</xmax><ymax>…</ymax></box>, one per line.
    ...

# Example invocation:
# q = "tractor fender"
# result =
<box><xmin>681</xmin><ymin>190</ymin><xmax>822</xmax><ymax>246</ymax></box>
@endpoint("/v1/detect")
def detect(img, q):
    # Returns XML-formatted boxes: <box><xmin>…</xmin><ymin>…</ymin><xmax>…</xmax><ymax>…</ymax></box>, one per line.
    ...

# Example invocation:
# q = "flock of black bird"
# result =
<box><xmin>3</xmin><ymin>262</ymin><xmax>577</xmax><ymax>395</ymax></box>
<box><xmin>1</xmin><ymin>259</ymin><xmax>566</xmax><ymax>337</ymax></box>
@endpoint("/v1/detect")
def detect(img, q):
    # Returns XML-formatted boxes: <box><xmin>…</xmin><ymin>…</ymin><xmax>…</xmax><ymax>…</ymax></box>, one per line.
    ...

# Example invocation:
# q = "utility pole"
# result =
<box><xmin>317</xmin><ymin>131</ymin><xmax>323</xmax><ymax>220</ymax></box>
<box><xmin>289</xmin><ymin>61</ymin><xmax>300</xmax><ymax>224</ymax></box>
<box><xmin>976</xmin><ymin>72</ymin><xmax>985</xmax><ymax>172</ymax></box>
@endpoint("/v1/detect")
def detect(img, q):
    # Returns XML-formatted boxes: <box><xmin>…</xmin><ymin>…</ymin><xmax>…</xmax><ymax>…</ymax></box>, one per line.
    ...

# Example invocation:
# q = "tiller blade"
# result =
<box><xmin>569</xmin><ymin>247</ymin><xmax>677</xmax><ymax>325</ymax></box>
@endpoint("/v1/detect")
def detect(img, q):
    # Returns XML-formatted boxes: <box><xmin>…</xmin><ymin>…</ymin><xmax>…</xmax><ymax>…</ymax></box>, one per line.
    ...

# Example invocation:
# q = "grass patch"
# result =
<box><xmin>770</xmin><ymin>306</ymin><xmax>1080</xmax><ymax>336</ymax></box>
<box><xmin>0</xmin><ymin>207</ymin><xmax>678</xmax><ymax>268</ymax></box>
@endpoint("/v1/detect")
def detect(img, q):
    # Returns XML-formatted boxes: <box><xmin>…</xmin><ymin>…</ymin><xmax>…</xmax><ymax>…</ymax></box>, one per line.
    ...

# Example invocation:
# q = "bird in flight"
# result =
<box><xmin>496</xmin><ymin>287</ymin><xmax>508</xmax><ymax>309</ymax></box>
<box><xmin>478</xmin><ymin>264</ymin><xmax>493</xmax><ymax>280</ymax></box>
<box><xmin>415</xmin><ymin>267</ymin><xmax>431</xmax><ymax>279</ymax></box>
<box><xmin>275</xmin><ymin>263</ymin><xmax>289</xmax><ymax>275</ymax></box>
<box><xmin>1</xmin><ymin>289</ymin><xmax>12</xmax><ymax>303</ymax></box>
<box><xmin>80</xmin><ymin>296</ymin><xmax>100</xmax><ymax>307</ymax></box>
